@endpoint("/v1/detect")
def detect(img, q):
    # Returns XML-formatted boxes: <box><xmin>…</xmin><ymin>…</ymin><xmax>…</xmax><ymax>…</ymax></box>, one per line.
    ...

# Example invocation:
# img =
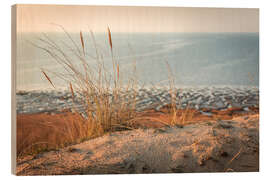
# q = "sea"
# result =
<box><xmin>16</xmin><ymin>32</ymin><xmax>259</xmax><ymax>91</ymax></box>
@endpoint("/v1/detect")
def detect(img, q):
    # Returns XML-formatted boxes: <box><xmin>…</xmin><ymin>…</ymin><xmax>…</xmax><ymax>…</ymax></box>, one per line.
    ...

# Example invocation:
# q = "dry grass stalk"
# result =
<box><xmin>117</xmin><ymin>63</ymin><xmax>120</xmax><ymax>82</ymax></box>
<box><xmin>41</xmin><ymin>70</ymin><xmax>55</xmax><ymax>88</ymax></box>
<box><xmin>80</xmin><ymin>31</ymin><xmax>85</xmax><ymax>56</ymax></box>
<box><xmin>107</xmin><ymin>27</ymin><xmax>113</xmax><ymax>52</ymax></box>
<box><xmin>69</xmin><ymin>82</ymin><xmax>75</xmax><ymax>100</ymax></box>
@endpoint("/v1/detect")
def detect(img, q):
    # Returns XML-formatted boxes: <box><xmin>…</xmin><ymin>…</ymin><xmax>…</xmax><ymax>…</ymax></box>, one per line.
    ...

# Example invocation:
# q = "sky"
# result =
<box><xmin>16</xmin><ymin>4</ymin><xmax>259</xmax><ymax>33</ymax></box>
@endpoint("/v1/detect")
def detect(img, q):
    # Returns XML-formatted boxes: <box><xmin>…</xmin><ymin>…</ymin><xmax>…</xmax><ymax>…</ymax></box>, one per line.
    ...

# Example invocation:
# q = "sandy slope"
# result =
<box><xmin>17</xmin><ymin>114</ymin><xmax>259</xmax><ymax>175</ymax></box>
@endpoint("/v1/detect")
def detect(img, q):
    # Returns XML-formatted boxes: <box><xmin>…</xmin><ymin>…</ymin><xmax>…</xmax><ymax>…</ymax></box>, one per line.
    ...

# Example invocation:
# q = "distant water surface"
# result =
<box><xmin>16</xmin><ymin>32</ymin><xmax>259</xmax><ymax>90</ymax></box>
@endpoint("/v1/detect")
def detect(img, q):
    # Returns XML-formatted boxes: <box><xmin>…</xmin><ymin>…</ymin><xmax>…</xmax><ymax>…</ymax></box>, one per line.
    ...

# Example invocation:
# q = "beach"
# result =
<box><xmin>16</xmin><ymin>86</ymin><xmax>259</xmax><ymax>175</ymax></box>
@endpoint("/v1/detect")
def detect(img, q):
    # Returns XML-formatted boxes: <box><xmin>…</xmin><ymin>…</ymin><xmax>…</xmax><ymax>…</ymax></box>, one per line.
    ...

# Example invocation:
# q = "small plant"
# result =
<box><xmin>165</xmin><ymin>61</ymin><xmax>177</xmax><ymax>125</ymax></box>
<box><xmin>165</xmin><ymin>62</ymin><xmax>195</xmax><ymax>127</ymax></box>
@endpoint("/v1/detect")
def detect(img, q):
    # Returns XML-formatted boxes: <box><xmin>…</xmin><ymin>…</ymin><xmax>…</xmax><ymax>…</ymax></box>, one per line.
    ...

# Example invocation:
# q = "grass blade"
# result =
<box><xmin>107</xmin><ymin>27</ymin><xmax>113</xmax><ymax>51</ymax></box>
<box><xmin>80</xmin><ymin>31</ymin><xmax>85</xmax><ymax>56</ymax></box>
<box><xmin>70</xmin><ymin>82</ymin><xmax>75</xmax><ymax>100</ymax></box>
<box><xmin>41</xmin><ymin>70</ymin><xmax>55</xmax><ymax>88</ymax></box>
<box><xmin>117</xmin><ymin>63</ymin><xmax>119</xmax><ymax>82</ymax></box>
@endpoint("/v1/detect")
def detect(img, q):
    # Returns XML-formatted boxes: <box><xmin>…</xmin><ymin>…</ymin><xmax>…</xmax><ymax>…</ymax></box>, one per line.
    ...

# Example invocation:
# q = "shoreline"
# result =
<box><xmin>16</xmin><ymin>86</ymin><xmax>259</xmax><ymax>114</ymax></box>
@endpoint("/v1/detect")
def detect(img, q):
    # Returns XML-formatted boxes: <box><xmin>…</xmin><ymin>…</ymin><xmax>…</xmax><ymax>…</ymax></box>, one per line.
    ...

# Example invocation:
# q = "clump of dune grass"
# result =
<box><xmin>33</xmin><ymin>26</ymin><xmax>138</xmax><ymax>144</ymax></box>
<box><xmin>165</xmin><ymin>61</ymin><xmax>196</xmax><ymax>126</ymax></box>
<box><xmin>165</xmin><ymin>61</ymin><xmax>177</xmax><ymax>125</ymax></box>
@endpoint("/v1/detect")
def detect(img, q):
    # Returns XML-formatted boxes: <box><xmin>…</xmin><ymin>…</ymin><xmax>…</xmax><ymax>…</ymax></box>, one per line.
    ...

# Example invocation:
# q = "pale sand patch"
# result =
<box><xmin>17</xmin><ymin>114</ymin><xmax>259</xmax><ymax>175</ymax></box>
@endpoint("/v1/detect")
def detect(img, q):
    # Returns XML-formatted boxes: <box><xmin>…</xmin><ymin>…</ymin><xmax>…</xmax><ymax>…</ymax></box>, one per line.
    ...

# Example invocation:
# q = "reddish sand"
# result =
<box><xmin>17</xmin><ymin>110</ymin><xmax>85</xmax><ymax>156</ymax></box>
<box><xmin>17</xmin><ymin>107</ymin><xmax>259</xmax><ymax>156</ymax></box>
<box><xmin>131</xmin><ymin>106</ymin><xmax>259</xmax><ymax>128</ymax></box>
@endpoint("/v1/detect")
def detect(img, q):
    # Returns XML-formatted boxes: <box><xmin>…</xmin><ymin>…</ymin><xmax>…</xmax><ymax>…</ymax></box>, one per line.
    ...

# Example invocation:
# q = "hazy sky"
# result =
<box><xmin>16</xmin><ymin>4</ymin><xmax>259</xmax><ymax>33</ymax></box>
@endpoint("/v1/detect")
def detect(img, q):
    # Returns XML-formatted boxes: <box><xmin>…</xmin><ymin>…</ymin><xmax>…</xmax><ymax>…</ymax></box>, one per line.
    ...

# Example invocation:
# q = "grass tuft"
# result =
<box><xmin>36</xmin><ymin>27</ymin><xmax>139</xmax><ymax>150</ymax></box>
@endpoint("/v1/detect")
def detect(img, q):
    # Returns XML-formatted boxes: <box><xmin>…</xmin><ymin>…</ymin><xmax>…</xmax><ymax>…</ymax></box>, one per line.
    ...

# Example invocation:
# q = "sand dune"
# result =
<box><xmin>17</xmin><ymin>114</ymin><xmax>259</xmax><ymax>175</ymax></box>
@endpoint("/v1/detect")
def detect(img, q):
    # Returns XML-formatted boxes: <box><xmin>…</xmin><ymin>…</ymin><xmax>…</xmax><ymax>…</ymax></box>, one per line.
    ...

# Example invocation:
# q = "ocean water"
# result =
<box><xmin>16</xmin><ymin>32</ymin><xmax>259</xmax><ymax>90</ymax></box>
